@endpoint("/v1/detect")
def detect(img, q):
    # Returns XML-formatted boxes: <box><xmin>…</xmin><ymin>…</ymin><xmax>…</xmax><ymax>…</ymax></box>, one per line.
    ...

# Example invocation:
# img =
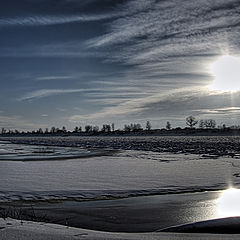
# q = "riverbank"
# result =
<box><xmin>0</xmin><ymin>191</ymin><xmax>223</xmax><ymax>233</ymax></box>
<box><xmin>3</xmin><ymin>135</ymin><xmax>240</xmax><ymax>157</ymax></box>
<box><xmin>1</xmin><ymin>217</ymin><xmax>240</xmax><ymax>240</ymax></box>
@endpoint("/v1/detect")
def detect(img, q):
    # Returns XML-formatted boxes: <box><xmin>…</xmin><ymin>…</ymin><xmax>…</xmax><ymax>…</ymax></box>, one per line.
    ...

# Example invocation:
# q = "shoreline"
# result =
<box><xmin>2</xmin><ymin>135</ymin><xmax>240</xmax><ymax>158</ymax></box>
<box><xmin>1</xmin><ymin>218</ymin><xmax>240</xmax><ymax>240</ymax></box>
<box><xmin>0</xmin><ymin>191</ymin><xmax>222</xmax><ymax>233</ymax></box>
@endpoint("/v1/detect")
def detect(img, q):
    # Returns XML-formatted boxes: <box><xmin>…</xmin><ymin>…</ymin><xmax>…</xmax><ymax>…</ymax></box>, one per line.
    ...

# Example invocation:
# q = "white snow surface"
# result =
<box><xmin>0</xmin><ymin>141</ymin><xmax>239</xmax><ymax>202</ymax></box>
<box><xmin>1</xmin><ymin>218</ymin><xmax>240</xmax><ymax>240</ymax></box>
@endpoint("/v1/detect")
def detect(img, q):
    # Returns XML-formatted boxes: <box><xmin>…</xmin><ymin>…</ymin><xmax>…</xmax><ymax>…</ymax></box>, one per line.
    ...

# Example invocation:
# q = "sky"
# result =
<box><xmin>0</xmin><ymin>0</ymin><xmax>240</xmax><ymax>131</ymax></box>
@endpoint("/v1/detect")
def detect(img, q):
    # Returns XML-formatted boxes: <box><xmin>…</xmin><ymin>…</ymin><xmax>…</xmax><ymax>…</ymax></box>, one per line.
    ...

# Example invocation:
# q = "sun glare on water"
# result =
<box><xmin>209</xmin><ymin>55</ymin><xmax>240</xmax><ymax>92</ymax></box>
<box><xmin>217</xmin><ymin>188</ymin><xmax>240</xmax><ymax>217</ymax></box>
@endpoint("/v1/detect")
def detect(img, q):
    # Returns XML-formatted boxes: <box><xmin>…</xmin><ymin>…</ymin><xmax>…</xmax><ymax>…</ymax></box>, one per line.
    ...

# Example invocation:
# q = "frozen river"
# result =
<box><xmin>0</xmin><ymin>137</ymin><xmax>240</xmax><ymax>202</ymax></box>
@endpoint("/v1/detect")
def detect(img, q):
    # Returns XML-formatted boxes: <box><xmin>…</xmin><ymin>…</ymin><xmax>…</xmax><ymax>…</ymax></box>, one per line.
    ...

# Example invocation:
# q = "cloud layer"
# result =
<box><xmin>0</xmin><ymin>0</ymin><xmax>240</xmax><ymax>129</ymax></box>
<box><xmin>70</xmin><ymin>88</ymin><xmax>240</xmax><ymax>127</ymax></box>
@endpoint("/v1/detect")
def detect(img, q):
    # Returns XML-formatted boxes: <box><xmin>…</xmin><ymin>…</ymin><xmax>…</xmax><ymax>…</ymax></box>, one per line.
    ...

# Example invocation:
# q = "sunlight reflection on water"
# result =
<box><xmin>217</xmin><ymin>188</ymin><xmax>240</xmax><ymax>218</ymax></box>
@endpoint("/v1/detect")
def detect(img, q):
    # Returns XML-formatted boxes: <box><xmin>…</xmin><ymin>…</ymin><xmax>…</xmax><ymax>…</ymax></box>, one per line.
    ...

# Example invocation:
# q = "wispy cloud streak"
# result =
<box><xmin>87</xmin><ymin>0</ymin><xmax>240</xmax><ymax>67</ymax></box>
<box><xmin>35</xmin><ymin>76</ymin><xmax>74</xmax><ymax>81</ymax></box>
<box><xmin>0</xmin><ymin>13</ymin><xmax>120</xmax><ymax>27</ymax></box>
<box><xmin>69</xmin><ymin>88</ymin><xmax>240</xmax><ymax>125</ymax></box>
<box><xmin>18</xmin><ymin>89</ymin><xmax>88</xmax><ymax>101</ymax></box>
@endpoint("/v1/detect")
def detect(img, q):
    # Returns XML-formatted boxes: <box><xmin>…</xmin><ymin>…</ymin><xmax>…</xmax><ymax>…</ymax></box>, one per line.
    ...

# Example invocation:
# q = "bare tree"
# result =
<box><xmin>15</xmin><ymin>129</ymin><xmax>19</xmax><ymax>134</ymax></box>
<box><xmin>199</xmin><ymin>120</ymin><xmax>205</xmax><ymax>129</ymax></box>
<box><xmin>186</xmin><ymin>116</ymin><xmax>198</xmax><ymax>128</ymax></box>
<box><xmin>132</xmin><ymin>123</ymin><xmax>142</xmax><ymax>131</ymax></box>
<box><xmin>111</xmin><ymin>123</ymin><xmax>115</xmax><ymax>132</ymax></box>
<box><xmin>166</xmin><ymin>121</ymin><xmax>171</xmax><ymax>130</ymax></box>
<box><xmin>93</xmin><ymin>126</ymin><xmax>99</xmax><ymax>133</ymax></box>
<box><xmin>124</xmin><ymin>124</ymin><xmax>131</xmax><ymax>132</ymax></box>
<box><xmin>146</xmin><ymin>121</ymin><xmax>152</xmax><ymax>131</ymax></box>
<box><xmin>124</xmin><ymin>123</ymin><xmax>142</xmax><ymax>132</ymax></box>
<box><xmin>74</xmin><ymin>126</ymin><xmax>79</xmax><ymax>133</ymax></box>
<box><xmin>199</xmin><ymin>119</ymin><xmax>216</xmax><ymax>129</ymax></box>
<box><xmin>1</xmin><ymin>128</ymin><xmax>6</xmax><ymax>134</ymax></box>
<box><xmin>85</xmin><ymin>125</ymin><xmax>93</xmax><ymax>133</ymax></box>
<box><xmin>62</xmin><ymin>126</ymin><xmax>67</xmax><ymax>133</ymax></box>
<box><xmin>204</xmin><ymin>119</ymin><xmax>216</xmax><ymax>129</ymax></box>
<box><xmin>50</xmin><ymin>126</ymin><xmax>56</xmax><ymax>133</ymax></box>
<box><xmin>38</xmin><ymin>128</ymin><xmax>43</xmax><ymax>134</ymax></box>
<box><xmin>102</xmin><ymin>124</ymin><xmax>111</xmax><ymax>132</ymax></box>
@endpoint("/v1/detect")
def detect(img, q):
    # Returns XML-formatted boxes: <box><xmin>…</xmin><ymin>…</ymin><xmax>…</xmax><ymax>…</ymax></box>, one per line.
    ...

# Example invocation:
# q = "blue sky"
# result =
<box><xmin>0</xmin><ymin>0</ymin><xmax>240</xmax><ymax>130</ymax></box>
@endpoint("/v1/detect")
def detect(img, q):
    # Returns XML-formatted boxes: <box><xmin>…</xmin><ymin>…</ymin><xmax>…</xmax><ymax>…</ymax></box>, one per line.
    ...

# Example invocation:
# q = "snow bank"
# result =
<box><xmin>0</xmin><ymin>218</ymin><xmax>240</xmax><ymax>240</ymax></box>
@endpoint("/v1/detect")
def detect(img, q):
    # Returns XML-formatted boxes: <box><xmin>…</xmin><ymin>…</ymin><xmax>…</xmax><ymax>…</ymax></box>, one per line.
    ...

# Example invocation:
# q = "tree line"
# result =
<box><xmin>0</xmin><ymin>116</ymin><xmax>238</xmax><ymax>136</ymax></box>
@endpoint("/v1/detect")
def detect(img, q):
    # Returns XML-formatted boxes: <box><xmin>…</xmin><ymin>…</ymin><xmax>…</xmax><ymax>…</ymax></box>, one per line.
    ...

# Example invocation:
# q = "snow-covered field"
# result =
<box><xmin>0</xmin><ymin>138</ymin><xmax>239</xmax><ymax>202</ymax></box>
<box><xmin>2</xmin><ymin>217</ymin><xmax>240</xmax><ymax>240</ymax></box>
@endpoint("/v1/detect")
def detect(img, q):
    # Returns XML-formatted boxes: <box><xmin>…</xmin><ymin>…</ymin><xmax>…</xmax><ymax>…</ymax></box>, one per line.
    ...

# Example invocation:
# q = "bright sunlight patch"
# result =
<box><xmin>209</xmin><ymin>55</ymin><xmax>240</xmax><ymax>92</ymax></box>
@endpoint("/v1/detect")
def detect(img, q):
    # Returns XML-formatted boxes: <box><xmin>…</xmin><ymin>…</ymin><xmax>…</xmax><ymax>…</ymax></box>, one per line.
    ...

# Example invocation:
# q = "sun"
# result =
<box><xmin>209</xmin><ymin>55</ymin><xmax>240</xmax><ymax>92</ymax></box>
